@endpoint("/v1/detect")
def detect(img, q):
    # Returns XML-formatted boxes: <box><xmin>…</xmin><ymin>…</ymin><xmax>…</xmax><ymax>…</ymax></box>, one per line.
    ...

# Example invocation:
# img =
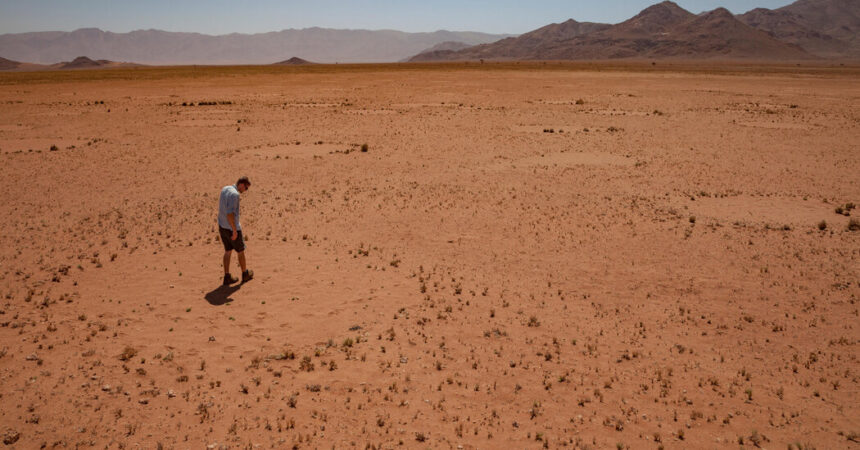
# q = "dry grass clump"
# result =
<box><xmin>299</xmin><ymin>355</ymin><xmax>314</xmax><ymax>372</ymax></box>
<box><xmin>118</xmin><ymin>346</ymin><xmax>137</xmax><ymax>361</ymax></box>
<box><xmin>834</xmin><ymin>202</ymin><xmax>855</xmax><ymax>216</ymax></box>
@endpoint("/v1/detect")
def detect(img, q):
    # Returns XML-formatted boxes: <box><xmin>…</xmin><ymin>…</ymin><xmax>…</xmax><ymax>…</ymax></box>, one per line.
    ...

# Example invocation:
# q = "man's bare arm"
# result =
<box><xmin>227</xmin><ymin>213</ymin><xmax>238</xmax><ymax>240</ymax></box>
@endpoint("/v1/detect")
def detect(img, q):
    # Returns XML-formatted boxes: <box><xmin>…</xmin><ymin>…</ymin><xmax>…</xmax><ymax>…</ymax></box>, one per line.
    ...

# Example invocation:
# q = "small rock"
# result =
<box><xmin>208</xmin><ymin>336</ymin><xmax>216</xmax><ymax>342</ymax></box>
<box><xmin>167</xmin><ymin>390</ymin><xmax>176</xmax><ymax>398</ymax></box>
<box><xmin>400</xmin><ymin>357</ymin><xmax>408</xmax><ymax>364</ymax></box>
<box><xmin>2</xmin><ymin>429</ymin><xmax>20</xmax><ymax>445</ymax></box>
<box><xmin>349</xmin><ymin>325</ymin><xmax>362</xmax><ymax>331</ymax></box>
<box><xmin>25</xmin><ymin>353</ymin><xmax>39</xmax><ymax>361</ymax></box>
<box><xmin>138</xmin><ymin>399</ymin><xmax>148</xmax><ymax>405</ymax></box>
<box><xmin>101</xmin><ymin>385</ymin><xmax>111</xmax><ymax>392</ymax></box>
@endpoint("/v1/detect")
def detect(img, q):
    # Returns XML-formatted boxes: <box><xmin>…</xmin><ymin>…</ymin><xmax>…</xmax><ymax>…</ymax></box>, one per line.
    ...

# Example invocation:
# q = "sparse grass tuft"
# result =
<box><xmin>835</xmin><ymin>202</ymin><xmax>855</xmax><ymax>216</ymax></box>
<box><xmin>299</xmin><ymin>355</ymin><xmax>314</xmax><ymax>372</ymax></box>
<box><xmin>119</xmin><ymin>346</ymin><xmax>137</xmax><ymax>361</ymax></box>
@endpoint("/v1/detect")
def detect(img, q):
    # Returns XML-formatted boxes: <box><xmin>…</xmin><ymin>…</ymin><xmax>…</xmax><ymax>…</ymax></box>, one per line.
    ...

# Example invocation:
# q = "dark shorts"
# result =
<box><xmin>219</xmin><ymin>227</ymin><xmax>246</xmax><ymax>252</ymax></box>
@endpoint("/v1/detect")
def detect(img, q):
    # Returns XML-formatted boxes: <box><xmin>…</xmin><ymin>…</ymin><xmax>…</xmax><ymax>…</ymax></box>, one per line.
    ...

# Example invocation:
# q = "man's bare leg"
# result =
<box><xmin>223</xmin><ymin>251</ymin><xmax>232</xmax><ymax>274</ymax></box>
<box><xmin>237</xmin><ymin>251</ymin><xmax>247</xmax><ymax>273</ymax></box>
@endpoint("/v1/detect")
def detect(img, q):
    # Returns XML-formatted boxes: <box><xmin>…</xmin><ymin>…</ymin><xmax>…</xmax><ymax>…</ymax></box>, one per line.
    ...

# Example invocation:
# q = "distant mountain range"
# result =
<box><xmin>737</xmin><ymin>0</ymin><xmax>859</xmax><ymax>58</ymax></box>
<box><xmin>411</xmin><ymin>0</ymin><xmax>859</xmax><ymax>61</ymax></box>
<box><xmin>410</xmin><ymin>20</ymin><xmax>609</xmax><ymax>62</ymax></box>
<box><xmin>0</xmin><ymin>55</ymin><xmax>140</xmax><ymax>71</ymax></box>
<box><xmin>0</xmin><ymin>28</ymin><xmax>510</xmax><ymax>66</ymax></box>
<box><xmin>1</xmin><ymin>0</ymin><xmax>857</xmax><ymax>69</ymax></box>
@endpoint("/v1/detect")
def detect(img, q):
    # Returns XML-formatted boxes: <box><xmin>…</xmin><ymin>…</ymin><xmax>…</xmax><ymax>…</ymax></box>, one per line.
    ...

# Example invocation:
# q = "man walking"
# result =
<box><xmin>218</xmin><ymin>176</ymin><xmax>253</xmax><ymax>285</ymax></box>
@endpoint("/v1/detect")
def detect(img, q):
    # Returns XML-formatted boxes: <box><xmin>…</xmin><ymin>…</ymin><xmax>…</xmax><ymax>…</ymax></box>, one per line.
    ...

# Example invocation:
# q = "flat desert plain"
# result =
<box><xmin>0</xmin><ymin>63</ymin><xmax>858</xmax><ymax>449</ymax></box>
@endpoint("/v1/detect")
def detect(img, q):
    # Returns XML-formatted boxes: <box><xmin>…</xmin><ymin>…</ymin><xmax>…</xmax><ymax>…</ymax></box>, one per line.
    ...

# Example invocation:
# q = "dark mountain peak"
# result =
<box><xmin>691</xmin><ymin>7</ymin><xmax>739</xmax><ymax>26</ymax></box>
<box><xmin>703</xmin><ymin>7</ymin><xmax>734</xmax><ymax>18</ymax></box>
<box><xmin>680</xmin><ymin>7</ymin><xmax>757</xmax><ymax>34</ymax></box>
<box><xmin>57</xmin><ymin>56</ymin><xmax>112</xmax><ymax>69</ymax></box>
<box><xmin>738</xmin><ymin>8</ymin><xmax>781</xmax><ymax>25</ymax></box>
<box><xmin>273</xmin><ymin>57</ymin><xmax>314</xmax><ymax>65</ymax></box>
<box><xmin>739</xmin><ymin>7</ymin><xmax>800</xmax><ymax>25</ymax></box>
<box><xmin>615</xmin><ymin>1</ymin><xmax>694</xmax><ymax>36</ymax></box>
<box><xmin>522</xmin><ymin>18</ymin><xmax>608</xmax><ymax>42</ymax></box>
<box><xmin>70</xmin><ymin>56</ymin><xmax>96</xmax><ymax>64</ymax></box>
<box><xmin>637</xmin><ymin>1</ymin><xmax>693</xmax><ymax>20</ymax></box>
<box><xmin>70</xmin><ymin>28</ymin><xmax>105</xmax><ymax>36</ymax></box>
<box><xmin>0</xmin><ymin>56</ymin><xmax>21</xmax><ymax>70</ymax></box>
<box><xmin>743</xmin><ymin>7</ymin><xmax>772</xmax><ymax>16</ymax></box>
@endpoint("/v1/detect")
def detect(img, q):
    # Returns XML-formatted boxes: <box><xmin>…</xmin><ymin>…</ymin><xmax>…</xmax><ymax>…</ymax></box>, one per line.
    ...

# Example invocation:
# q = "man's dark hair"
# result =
<box><xmin>237</xmin><ymin>176</ymin><xmax>251</xmax><ymax>187</ymax></box>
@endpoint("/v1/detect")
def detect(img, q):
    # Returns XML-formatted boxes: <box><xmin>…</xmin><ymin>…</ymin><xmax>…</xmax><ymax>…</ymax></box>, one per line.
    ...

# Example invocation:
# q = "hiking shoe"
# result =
<box><xmin>223</xmin><ymin>273</ymin><xmax>238</xmax><ymax>286</ymax></box>
<box><xmin>241</xmin><ymin>270</ymin><xmax>254</xmax><ymax>283</ymax></box>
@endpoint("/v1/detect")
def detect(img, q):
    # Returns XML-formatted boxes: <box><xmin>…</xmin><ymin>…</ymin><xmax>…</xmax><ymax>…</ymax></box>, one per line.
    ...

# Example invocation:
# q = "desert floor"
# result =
<box><xmin>0</xmin><ymin>63</ymin><xmax>858</xmax><ymax>449</ymax></box>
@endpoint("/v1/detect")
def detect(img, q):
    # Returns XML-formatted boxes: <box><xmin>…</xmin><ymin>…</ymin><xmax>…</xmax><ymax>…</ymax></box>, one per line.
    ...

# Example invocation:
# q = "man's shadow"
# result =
<box><xmin>204</xmin><ymin>284</ymin><xmax>241</xmax><ymax>306</ymax></box>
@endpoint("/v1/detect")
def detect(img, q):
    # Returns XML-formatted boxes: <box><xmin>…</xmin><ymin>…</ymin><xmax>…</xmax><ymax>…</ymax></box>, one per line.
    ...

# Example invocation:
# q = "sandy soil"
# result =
<box><xmin>0</xmin><ymin>63</ymin><xmax>858</xmax><ymax>449</ymax></box>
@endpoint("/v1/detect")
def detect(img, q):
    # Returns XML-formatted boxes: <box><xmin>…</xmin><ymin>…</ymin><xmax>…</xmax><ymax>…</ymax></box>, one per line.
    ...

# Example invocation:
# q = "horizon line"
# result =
<box><xmin>0</xmin><ymin>26</ymin><xmax>521</xmax><ymax>38</ymax></box>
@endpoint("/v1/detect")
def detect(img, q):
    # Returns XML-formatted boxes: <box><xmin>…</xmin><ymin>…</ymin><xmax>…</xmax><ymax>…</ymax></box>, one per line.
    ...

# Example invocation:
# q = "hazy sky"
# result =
<box><xmin>1</xmin><ymin>0</ymin><xmax>796</xmax><ymax>35</ymax></box>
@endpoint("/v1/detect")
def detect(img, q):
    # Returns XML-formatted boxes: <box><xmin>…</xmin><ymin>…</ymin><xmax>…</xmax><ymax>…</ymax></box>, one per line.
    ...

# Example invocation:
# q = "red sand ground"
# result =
<box><xmin>0</xmin><ymin>63</ymin><xmax>858</xmax><ymax>449</ymax></box>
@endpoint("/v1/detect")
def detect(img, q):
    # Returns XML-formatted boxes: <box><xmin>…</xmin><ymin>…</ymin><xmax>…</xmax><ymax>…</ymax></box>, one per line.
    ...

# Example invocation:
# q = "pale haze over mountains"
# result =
<box><xmin>0</xmin><ymin>0</ymin><xmax>857</xmax><ymax>67</ymax></box>
<box><xmin>0</xmin><ymin>28</ymin><xmax>510</xmax><ymax>65</ymax></box>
